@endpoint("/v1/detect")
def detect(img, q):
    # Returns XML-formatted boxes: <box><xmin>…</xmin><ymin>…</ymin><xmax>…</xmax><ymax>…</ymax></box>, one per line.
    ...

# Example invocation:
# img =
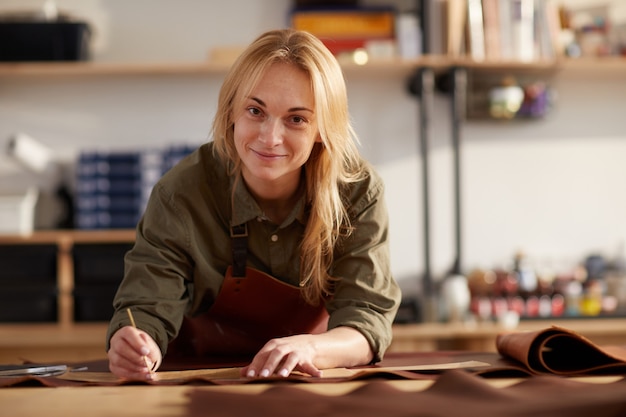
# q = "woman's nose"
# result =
<box><xmin>259</xmin><ymin>118</ymin><xmax>283</xmax><ymax>146</ymax></box>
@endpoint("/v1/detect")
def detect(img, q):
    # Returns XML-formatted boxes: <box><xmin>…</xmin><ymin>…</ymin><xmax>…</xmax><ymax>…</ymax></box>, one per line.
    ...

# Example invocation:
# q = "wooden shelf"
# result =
<box><xmin>0</xmin><ymin>229</ymin><xmax>135</xmax><ymax>244</ymax></box>
<box><xmin>390</xmin><ymin>318</ymin><xmax>626</xmax><ymax>352</ymax></box>
<box><xmin>0</xmin><ymin>56</ymin><xmax>622</xmax><ymax>78</ymax></box>
<box><xmin>0</xmin><ymin>61</ymin><xmax>233</xmax><ymax>77</ymax></box>
<box><xmin>0</xmin><ymin>58</ymin><xmax>429</xmax><ymax>78</ymax></box>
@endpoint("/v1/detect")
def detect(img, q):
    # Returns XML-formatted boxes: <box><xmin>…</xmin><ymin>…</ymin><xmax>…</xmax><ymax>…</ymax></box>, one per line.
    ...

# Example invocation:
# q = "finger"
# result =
<box><xmin>138</xmin><ymin>333</ymin><xmax>161</xmax><ymax>371</ymax></box>
<box><xmin>109</xmin><ymin>329</ymin><xmax>155</xmax><ymax>379</ymax></box>
<box><xmin>117</xmin><ymin>328</ymin><xmax>159</xmax><ymax>374</ymax></box>
<box><xmin>242</xmin><ymin>345</ymin><xmax>270</xmax><ymax>377</ymax></box>
<box><xmin>110</xmin><ymin>341</ymin><xmax>150</xmax><ymax>372</ymax></box>
<box><xmin>244</xmin><ymin>344</ymin><xmax>283</xmax><ymax>378</ymax></box>
<box><xmin>122</xmin><ymin>327</ymin><xmax>153</xmax><ymax>356</ymax></box>
<box><xmin>274</xmin><ymin>354</ymin><xmax>296</xmax><ymax>378</ymax></box>
<box><xmin>277</xmin><ymin>353</ymin><xmax>321</xmax><ymax>378</ymax></box>
<box><xmin>258</xmin><ymin>348</ymin><xmax>290</xmax><ymax>377</ymax></box>
<box><xmin>294</xmin><ymin>361</ymin><xmax>322</xmax><ymax>378</ymax></box>
<box><xmin>119</xmin><ymin>331</ymin><xmax>151</xmax><ymax>365</ymax></box>
<box><xmin>108</xmin><ymin>347</ymin><xmax>152</xmax><ymax>380</ymax></box>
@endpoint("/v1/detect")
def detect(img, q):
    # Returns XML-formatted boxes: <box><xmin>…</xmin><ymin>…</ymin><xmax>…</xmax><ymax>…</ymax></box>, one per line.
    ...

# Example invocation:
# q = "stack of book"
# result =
<box><xmin>445</xmin><ymin>0</ymin><xmax>564</xmax><ymax>61</ymax></box>
<box><xmin>291</xmin><ymin>6</ymin><xmax>397</xmax><ymax>57</ymax></box>
<box><xmin>74</xmin><ymin>144</ymin><xmax>197</xmax><ymax>230</ymax></box>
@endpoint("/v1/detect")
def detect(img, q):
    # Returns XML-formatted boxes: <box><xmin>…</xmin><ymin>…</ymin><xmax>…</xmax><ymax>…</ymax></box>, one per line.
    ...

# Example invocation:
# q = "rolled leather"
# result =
<box><xmin>496</xmin><ymin>325</ymin><xmax>626</xmax><ymax>375</ymax></box>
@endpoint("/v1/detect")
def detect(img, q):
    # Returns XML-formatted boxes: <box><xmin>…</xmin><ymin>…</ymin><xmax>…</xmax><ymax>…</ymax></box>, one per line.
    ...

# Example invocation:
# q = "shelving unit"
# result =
<box><xmin>404</xmin><ymin>55</ymin><xmax>626</xmax><ymax>319</ymax></box>
<box><xmin>0</xmin><ymin>52</ymin><xmax>624</xmax><ymax>362</ymax></box>
<box><xmin>0</xmin><ymin>229</ymin><xmax>135</xmax><ymax>327</ymax></box>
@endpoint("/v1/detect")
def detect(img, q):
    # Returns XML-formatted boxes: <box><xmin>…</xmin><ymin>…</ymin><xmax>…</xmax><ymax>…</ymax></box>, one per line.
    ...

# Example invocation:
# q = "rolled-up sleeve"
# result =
<box><xmin>326</xmin><ymin>167</ymin><xmax>401</xmax><ymax>362</ymax></box>
<box><xmin>106</xmin><ymin>181</ymin><xmax>192</xmax><ymax>354</ymax></box>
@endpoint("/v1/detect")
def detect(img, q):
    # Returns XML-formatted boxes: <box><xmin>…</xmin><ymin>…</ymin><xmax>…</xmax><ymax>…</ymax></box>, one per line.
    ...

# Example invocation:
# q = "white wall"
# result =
<box><xmin>1</xmin><ymin>0</ymin><xmax>625</xmax><ymax>297</ymax></box>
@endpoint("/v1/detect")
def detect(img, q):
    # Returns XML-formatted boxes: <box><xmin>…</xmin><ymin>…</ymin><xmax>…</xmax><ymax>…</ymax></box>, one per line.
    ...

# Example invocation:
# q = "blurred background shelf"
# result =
<box><xmin>0</xmin><ymin>56</ymin><xmax>623</xmax><ymax>77</ymax></box>
<box><xmin>0</xmin><ymin>229</ymin><xmax>135</xmax><ymax>327</ymax></box>
<box><xmin>390</xmin><ymin>318</ymin><xmax>626</xmax><ymax>353</ymax></box>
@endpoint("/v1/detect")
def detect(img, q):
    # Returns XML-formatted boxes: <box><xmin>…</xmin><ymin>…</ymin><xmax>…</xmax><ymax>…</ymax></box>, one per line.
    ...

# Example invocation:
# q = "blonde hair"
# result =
<box><xmin>212</xmin><ymin>29</ymin><xmax>364</xmax><ymax>304</ymax></box>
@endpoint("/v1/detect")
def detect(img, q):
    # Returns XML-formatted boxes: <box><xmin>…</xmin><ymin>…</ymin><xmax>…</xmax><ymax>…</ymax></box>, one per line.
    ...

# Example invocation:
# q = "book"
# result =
<box><xmin>446</xmin><ymin>0</ymin><xmax>468</xmax><ymax>57</ymax></box>
<box><xmin>510</xmin><ymin>0</ymin><xmax>535</xmax><ymax>61</ymax></box>
<box><xmin>466</xmin><ymin>0</ymin><xmax>486</xmax><ymax>60</ymax></box>
<box><xmin>395</xmin><ymin>12</ymin><xmax>422</xmax><ymax>59</ymax></box>
<box><xmin>291</xmin><ymin>7</ymin><xmax>395</xmax><ymax>39</ymax></box>
<box><xmin>481</xmin><ymin>0</ymin><xmax>501</xmax><ymax>60</ymax></box>
<box><xmin>423</xmin><ymin>0</ymin><xmax>447</xmax><ymax>55</ymax></box>
<box><xmin>498</xmin><ymin>0</ymin><xmax>514</xmax><ymax>59</ymax></box>
<box><xmin>541</xmin><ymin>0</ymin><xmax>565</xmax><ymax>58</ymax></box>
<box><xmin>496</xmin><ymin>325</ymin><xmax>626</xmax><ymax>375</ymax></box>
<box><xmin>291</xmin><ymin>7</ymin><xmax>396</xmax><ymax>56</ymax></box>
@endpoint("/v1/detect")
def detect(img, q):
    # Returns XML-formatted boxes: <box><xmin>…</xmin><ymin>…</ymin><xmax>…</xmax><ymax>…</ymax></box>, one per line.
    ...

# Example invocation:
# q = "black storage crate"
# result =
<box><xmin>0</xmin><ymin>244</ymin><xmax>57</xmax><ymax>284</ymax></box>
<box><xmin>0</xmin><ymin>284</ymin><xmax>57</xmax><ymax>322</ymax></box>
<box><xmin>72</xmin><ymin>243</ymin><xmax>131</xmax><ymax>321</ymax></box>
<box><xmin>0</xmin><ymin>22</ymin><xmax>90</xmax><ymax>61</ymax></box>
<box><xmin>72</xmin><ymin>243</ymin><xmax>133</xmax><ymax>284</ymax></box>
<box><xmin>73</xmin><ymin>284</ymin><xmax>118</xmax><ymax>322</ymax></box>
<box><xmin>0</xmin><ymin>244</ymin><xmax>58</xmax><ymax>322</ymax></box>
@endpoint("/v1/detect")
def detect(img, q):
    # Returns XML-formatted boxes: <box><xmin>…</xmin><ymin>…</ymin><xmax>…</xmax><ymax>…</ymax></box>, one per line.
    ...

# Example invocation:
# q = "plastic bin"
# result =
<box><xmin>0</xmin><ymin>22</ymin><xmax>90</xmax><ymax>61</ymax></box>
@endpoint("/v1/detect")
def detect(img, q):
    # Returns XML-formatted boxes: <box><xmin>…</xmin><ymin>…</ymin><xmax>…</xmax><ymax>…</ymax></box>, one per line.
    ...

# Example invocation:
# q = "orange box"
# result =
<box><xmin>291</xmin><ymin>8</ymin><xmax>395</xmax><ymax>39</ymax></box>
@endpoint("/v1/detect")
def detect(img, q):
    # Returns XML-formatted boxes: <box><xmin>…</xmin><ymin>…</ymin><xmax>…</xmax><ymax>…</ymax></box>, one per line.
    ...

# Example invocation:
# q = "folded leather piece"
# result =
<box><xmin>496</xmin><ymin>325</ymin><xmax>626</xmax><ymax>375</ymax></box>
<box><xmin>186</xmin><ymin>370</ymin><xmax>626</xmax><ymax>417</ymax></box>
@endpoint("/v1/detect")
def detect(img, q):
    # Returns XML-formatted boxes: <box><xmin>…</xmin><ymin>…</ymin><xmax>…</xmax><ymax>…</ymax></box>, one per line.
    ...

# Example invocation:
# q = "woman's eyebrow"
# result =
<box><xmin>249</xmin><ymin>96</ymin><xmax>313</xmax><ymax>113</ymax></box>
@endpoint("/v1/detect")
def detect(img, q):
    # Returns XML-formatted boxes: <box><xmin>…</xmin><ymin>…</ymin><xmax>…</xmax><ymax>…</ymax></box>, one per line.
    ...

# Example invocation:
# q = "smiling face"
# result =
<box><xmin>233</xmin><ymin>62</ymin><xmax>320</xmax><ymax>200</ymax></box>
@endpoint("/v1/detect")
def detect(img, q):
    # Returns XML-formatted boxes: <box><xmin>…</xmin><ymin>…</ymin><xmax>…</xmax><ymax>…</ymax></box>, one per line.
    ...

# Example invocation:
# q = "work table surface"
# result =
<box><xmin>2</xmin><ymin>318</ymin><xmax>626</xmax><ymax>364</ymax></box>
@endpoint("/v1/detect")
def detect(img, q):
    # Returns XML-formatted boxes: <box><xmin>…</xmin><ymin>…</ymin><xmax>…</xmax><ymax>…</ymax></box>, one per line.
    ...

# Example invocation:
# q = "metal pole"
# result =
<box><xmin>450</xmin><ymin>67</ymin><xmax>467</xmax><ymax>275</ymax></box>
<box><xmin>418</xmin><ymin>67</ymin><xmax>436</xmax><ymax>321</ymax></box>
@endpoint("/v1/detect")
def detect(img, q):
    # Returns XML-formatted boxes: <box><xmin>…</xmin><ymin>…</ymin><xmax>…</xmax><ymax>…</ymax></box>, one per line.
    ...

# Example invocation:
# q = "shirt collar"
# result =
<box><xmin>230</xmin><ymin>174</ymin><xmax>308</xmax><ymax>228</ymax></box>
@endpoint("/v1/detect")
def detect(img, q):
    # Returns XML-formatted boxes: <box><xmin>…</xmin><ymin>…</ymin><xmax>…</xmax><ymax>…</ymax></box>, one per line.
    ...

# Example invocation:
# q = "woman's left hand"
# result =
<box><xmin>241</xmin><ymin>334</ymin><xmax>321</xmax><ymax>378</ymax></box>
<box><xmin>240</xmin><ymin>326</ymin><xmax>372</xmax><ymax>378</ymax></box>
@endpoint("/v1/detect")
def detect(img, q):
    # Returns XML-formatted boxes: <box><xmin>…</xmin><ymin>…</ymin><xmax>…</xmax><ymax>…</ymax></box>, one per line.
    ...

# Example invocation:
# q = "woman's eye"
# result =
<box><xmin>247</xmin><ymin>107</ymin><xmax>262</xmax><ymax>116</ymax></box>
<box><xmin>290</xmin><ymin>115</ymin><xmax>306</xmax><ymax>124</ymax></box>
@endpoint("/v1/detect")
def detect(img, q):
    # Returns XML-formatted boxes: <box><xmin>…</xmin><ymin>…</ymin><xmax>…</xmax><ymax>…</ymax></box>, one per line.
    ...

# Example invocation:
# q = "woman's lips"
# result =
<box><xmin>252</xmin><ymin>149</ymin><xmax>284</xmax><ymax>159</ymax></box>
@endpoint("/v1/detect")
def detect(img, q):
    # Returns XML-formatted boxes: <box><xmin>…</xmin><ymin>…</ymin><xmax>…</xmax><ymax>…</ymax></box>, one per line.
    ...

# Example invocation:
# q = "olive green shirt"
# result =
<box><xmin>107</xmin><ymin>141</ymin><xmax>401</xmax><ymax>361</ymax></box>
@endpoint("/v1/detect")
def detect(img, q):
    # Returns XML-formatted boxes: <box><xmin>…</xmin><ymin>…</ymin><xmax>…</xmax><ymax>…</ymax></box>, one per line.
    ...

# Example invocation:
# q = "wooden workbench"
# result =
<box><xmin>2</xmin><ymin>318</ymin><xmax>626</xmax><ymax>364</ymax></box>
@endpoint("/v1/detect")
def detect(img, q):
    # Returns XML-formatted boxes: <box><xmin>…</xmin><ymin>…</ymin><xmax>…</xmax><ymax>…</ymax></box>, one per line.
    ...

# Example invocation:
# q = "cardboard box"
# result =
<box><xmin>0</xmin><ymin>188</ymin><xmax>38</xmax><ymax>235</ymax></box>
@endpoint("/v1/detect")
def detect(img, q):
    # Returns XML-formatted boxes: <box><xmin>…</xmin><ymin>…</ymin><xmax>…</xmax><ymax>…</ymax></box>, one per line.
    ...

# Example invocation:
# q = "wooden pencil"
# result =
<box><xmin>126</xmin><ymin>308</ymin><xmax>154</xmax><ymax>374</ymax></box>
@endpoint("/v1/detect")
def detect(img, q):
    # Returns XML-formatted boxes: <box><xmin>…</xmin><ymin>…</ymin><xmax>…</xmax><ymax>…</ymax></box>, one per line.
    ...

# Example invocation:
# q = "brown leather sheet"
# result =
<box><xmin>0</xmin><ymin>351</ymin><xmax>537</xmax><ymax>388</ymax></box>
<box><xmin>186</xmin><ymin>370</ymin><xmax>626</xmax><ymax>417</ymax></box>
<box><xmin>496</xmin><ymin>325</ymin><xmax>626</xmax><ymax>375</ymax></box>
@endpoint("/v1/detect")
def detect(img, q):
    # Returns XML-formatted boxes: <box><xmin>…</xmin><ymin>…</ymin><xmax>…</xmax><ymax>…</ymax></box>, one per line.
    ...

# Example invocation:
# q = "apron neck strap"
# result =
<box><xmin>230</xmin><ymin>223</ymin><xmax>248</xmax><ymax>277</ymax></box>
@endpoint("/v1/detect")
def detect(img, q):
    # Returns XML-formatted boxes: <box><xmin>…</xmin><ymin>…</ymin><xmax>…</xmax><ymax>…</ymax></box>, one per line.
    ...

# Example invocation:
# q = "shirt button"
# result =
<box><xmin>270</xmin><ymin>234</ymin><xmax>278</xmax><ymax>242</ymax></box>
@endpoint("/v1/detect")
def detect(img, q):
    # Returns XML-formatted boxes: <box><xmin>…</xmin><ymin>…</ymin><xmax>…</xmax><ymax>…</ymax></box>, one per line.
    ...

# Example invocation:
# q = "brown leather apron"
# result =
<box><xmin>166</xmin><ymin>224</ymin><xmax>329</xmax><ymax>359</ymax></box>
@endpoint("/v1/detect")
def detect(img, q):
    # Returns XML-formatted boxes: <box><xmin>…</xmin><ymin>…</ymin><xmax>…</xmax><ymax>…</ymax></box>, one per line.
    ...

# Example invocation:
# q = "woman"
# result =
<box><xmin>106</xmin><ymin>28</ymin><xmax>401</xmax><ymax>380</ymax></box>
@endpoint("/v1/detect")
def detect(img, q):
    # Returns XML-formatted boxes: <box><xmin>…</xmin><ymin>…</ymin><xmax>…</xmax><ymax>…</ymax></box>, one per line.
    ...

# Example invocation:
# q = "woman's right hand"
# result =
<box><xmin>108</xmin><ymin>326</ymin><xmax>162</xmax><ymax>380</ymax></box>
